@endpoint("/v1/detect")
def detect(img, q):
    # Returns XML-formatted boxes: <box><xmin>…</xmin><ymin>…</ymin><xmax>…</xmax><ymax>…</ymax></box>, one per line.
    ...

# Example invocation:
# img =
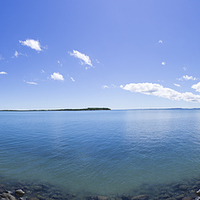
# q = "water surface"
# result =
<box><xmin>0</xmin><ymin>110</ymin><xmax>200</xmax><ymax>196</ymax></box>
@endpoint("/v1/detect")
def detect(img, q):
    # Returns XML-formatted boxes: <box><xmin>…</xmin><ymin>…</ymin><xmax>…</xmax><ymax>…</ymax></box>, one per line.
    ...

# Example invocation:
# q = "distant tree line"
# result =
<box><xmin>0</xmin><ymin>107</ymin><xmax>111</xmax><ymax>112</ymax></box>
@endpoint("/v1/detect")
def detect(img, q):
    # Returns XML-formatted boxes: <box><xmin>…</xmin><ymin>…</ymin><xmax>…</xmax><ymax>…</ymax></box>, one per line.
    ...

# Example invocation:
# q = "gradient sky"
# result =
<box><xmin>1</xmin><ymin>0</ymin><xmax>200</xmax><ymax>109</ymax></box>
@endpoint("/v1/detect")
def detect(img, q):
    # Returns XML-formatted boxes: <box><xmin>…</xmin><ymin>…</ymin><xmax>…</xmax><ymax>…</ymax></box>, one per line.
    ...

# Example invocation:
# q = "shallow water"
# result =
<box><xmin>0</xmin><ymin>110</ymin><xmax>200</xmax><ymax>196</ymax></box>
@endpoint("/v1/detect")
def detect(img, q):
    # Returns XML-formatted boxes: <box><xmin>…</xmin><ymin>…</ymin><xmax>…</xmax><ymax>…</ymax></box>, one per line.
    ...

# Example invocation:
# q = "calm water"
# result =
<box><xmin>1</xmin><ymin>110</ymin><xmax>200</xmax><ymax>196</ymax></box>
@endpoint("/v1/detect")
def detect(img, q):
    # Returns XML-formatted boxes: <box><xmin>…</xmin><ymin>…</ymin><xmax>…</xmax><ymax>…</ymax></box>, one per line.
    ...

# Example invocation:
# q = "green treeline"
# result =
<box><xmin>0</xmin><ymin>107</ymin><xmax>111</xmax><ymax>112</ymax></box>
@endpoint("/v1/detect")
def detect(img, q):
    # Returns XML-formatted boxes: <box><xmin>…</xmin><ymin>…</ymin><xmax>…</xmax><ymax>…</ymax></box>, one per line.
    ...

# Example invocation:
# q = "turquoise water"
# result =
<box><xmin>1</xmin><ymin>110</ymin><xmax>200</xmax><ymax>196</ymax></box>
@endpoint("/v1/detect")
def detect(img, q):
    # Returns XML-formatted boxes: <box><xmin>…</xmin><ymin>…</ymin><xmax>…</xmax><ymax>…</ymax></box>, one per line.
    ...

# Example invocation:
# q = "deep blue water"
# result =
<box><xmin>1</xmin><ymin>110</ymin><xmax>200</xmax><ymax>195</ymax></box>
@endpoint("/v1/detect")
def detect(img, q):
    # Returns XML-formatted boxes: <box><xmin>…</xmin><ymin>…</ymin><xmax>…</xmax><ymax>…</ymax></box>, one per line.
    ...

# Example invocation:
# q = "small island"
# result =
<box><xmin>0</xmin><ymin>107</ymin><xmax>111</xmax><ymax>112</ymax></box>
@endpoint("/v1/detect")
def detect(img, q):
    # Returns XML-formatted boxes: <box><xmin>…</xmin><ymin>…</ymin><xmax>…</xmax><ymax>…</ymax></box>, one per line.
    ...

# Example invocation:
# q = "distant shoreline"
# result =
<box><xmin>2</xmin><ymin>108</ymin><xmax>200</xmax><ymax>112</ymax></box>
<box><xmin>0</xmin><ymin>107</ymin><xmax>111</xmax><ymax>112</ymax></box>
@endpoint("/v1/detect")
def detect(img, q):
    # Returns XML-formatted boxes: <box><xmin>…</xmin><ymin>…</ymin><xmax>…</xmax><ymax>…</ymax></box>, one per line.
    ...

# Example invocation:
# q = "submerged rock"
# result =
<box><xmin>174</xmin><ymin>194</ymin><xmax>184</xmax><ymax>200</ymax></box>
<box><xmin>19</xmin><ymin>198</ymin><xmax>26</xmax><ymax>200</ymax></box>
<box><xmin>121</xmin><ymin>195</ymin><xmax>131</xmax><ymax>200</ymax></box>
<box><xmin>131</xmin><ymin>195</ymin><xmax>149</xmax><ymax>200</ymax></box>
<box><xmin>179</xmin><ymin>185</ymin><xmax>188</xmax><ymax>191</ymax></box>
<box><xmin>15</xmin><ymin>189</ymin><xmax>25</xmax><ymax>197</ymax></box>
<box><xmin>97</xmin><ymin>196</ymin><xmax>109</xmax><ymax>200</ymax></box>
<box><xmin>1</xmin><ymin>192</ymin><xmax>16</xmax><ymax>200</ymax></box>
<box><xmin>197</xmin><ymin>189</ymin><xmax>200</xmax><ymax>196</ymax></box>
<box><xmin>32</xmin><ymin>186</ymin><xmax>43</xmax><ymax>191</ymax></box>
<box><xmin>182</xmin><ymin>197</ymin><xmax>192</xmax><ymax>200</ymax></box>
<box><xmin>87</xmin><ymin>196</ymin><xmax>98</xmax><ymax>200</ymax></box>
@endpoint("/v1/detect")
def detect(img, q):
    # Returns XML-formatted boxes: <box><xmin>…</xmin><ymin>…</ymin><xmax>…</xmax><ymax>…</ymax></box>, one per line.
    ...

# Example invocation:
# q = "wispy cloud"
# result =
<box><xmin>158</xmin><ymin>80</ymin><xmax>164</xmax><ymax>83</ymax></box>
<box><xmin>183</xmin><ymin>67</ymin><xmax>187</xmax><ymax>71</ymax></box>
<box><xmin>158</xmin><ymin>40</ymin><xmax>163</xmax><ymax>44</ymax></box>
<box><xmin>177</xmin><ymin>75</ymin><xmax>197</xmax><ymax>81</ymax></box>
<box><xmin>102</xmin><ymin>85</ymin><xmax>109</xmax><ymax>89</ymax></box>
<box><xmin>174</xmin><ymin>83</ymin><xmax>181</xmax><ymax>87</ymax></box>
<box><xmin>14</xmin><ymin>51</ymin><xmax>19</xmax><ymax>58</ymax></box>
<box><xmin>58</xmin><ymin>60</ymin><xmax>63</xmax><ymax>66</ymax></box>
<box><xmin>51</xmin><ymin>72</ymin><xmax>64</xmax><ymax>81</ymax></box>
<box><xmin>0</xmin><ymin>71</ymin><xmax>7</xmax><ymax>75</ymax></box>
<box><xmin>120</xmin><ymin>82</ymin><xmax>200</xmax><ymax>103</ymax></box>
<box><xmin>161</xmin><ymin>62</ymin><xmax>165</xmax><ymax>66</ymax></box>
<box><xmin>69</xmin><ymin>50</ymin><xmax>93</xmax><ymax>68</ymax></box>
<box><xmin>26</xmin><ymin>81</ymin><xmax>38</xmax><ymax>85</ymax></box>
<box><xmin>102</xmin><ymin>84</ymin><xmax>117</xmax><ymax>89</ymax></box>
<box><xmin>19</xmin><ymin>39</ymin><xmax>44</xmax><ymax>52</ymax></box>
<box><xmin>70</xmin><ymin>77</ymin><xmax>75</xmax><ymax>82</ymax></box>
<box><xmin>0</xmin><ymin>54</ymin><xmax>4</xmax><ymax>60</ymax></box>
<box><xmin>12</xmin><ymin>51</ymin><xmax>28</xmax><ymax>58</ymax></box>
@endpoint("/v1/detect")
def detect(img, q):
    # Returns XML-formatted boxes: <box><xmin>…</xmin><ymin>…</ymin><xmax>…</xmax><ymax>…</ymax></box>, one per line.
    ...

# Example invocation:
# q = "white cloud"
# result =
<box><xmin>183</xmin><ymin>75</ymin><xmax>196</xmax><ymax>80</ymax></box>
<box><xmin>51</xmin><ymin>72</ymin><xmax>64</xmax><ymax>81</ymax></box>
<box><xmin>19</xmin><ymin>39</ymin><xmax>42</xmax><ymax>51</ymax></box>
<box><xmin>0</xmin><ymin>71</ymin><xmax>7</xmax><ymax>74</ymax></box>
<box><xmin>102</xmin><ymin>84</ymin><xmax>117</xmax><ymax>89</ymax></box>
<box><xmin>12</xmin><ymin>51</ymin><xmax>28</xmax><ymax>58</ymax></box>
<box><xmin>14</xmin><ymin>51</ymin><xmax>19</xmax><ymax>57</ymax></box>
<box><xmin>26</xmin><ymin>81</ymin><xmax>38</xmax><ymax>85</ymax></box>
<box><xmin>102</xmin><ymin>85</ymin><xmax>109</xmax><ymax>89</ymax></box>
<box><xmin>183</xmin><ymin>67</ymin><xmax>187</xmax><ymax>71</ymax></box>
<box><xmin>161</xmin><ymin>62</ymin><xmax>165</xmax><ymax>66</ymax></box>
<box><xmin>158</xmin><ymin>40</ymin><xmax>163</xmax><ymax>44</ymax></box>
<box><xmin>41</xmin><ymin>70</ymin><xmax>45</xmax><ymax>73</ymax></box>
<box><xmin>178</xmin><ymin>75</ymin><xmax>197</xmax><ymax>81</ymax></box>
<box><xmin>120</xmin><ymin>82</ymin><xmax>200</xmax><ymax>103</ymax></box>
<box><xmin>69</xmin><ymin>50</ymin><xmax>93</xmax><ymax>68</ymax></box>
<box><xmin>192</xmin><ymin>82</ymin><xmax>200</xmax><ymax>92</ymax></box>
<box><xmin>58</xmin><ymin>60</ymin><xmax>63</xmax><ymax>66</ymax></box>
<box><xmin>174</xmin><ymin>83</ymin><xmax>181</xmax><ymax>87</ymax></box>
<box><xmin>70</xmin><ymin>77</ymin><xmax>75</xmax><ymax>82</ymax></box>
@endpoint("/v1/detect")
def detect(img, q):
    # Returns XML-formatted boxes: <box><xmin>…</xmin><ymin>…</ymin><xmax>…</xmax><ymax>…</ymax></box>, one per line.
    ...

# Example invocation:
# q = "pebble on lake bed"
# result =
<box><xmin>196</xmin><ymin>189</ymin><xmax>200</xmax><ymax>196</ymax></box>
<box><xmin>97</xmin><ymin>196</ymin><xmax>109</xmax><ymax>200</ymax></box>
<box><xmin>1</xmin><ymin>192</ymin><xmax>16</xmax><ymax>200</ymax></box>
<box><xmin>15</xmin><ymin>189</ymin><xmax>25</xmax><ymax>197</ymax></box>
<box><xmin>131</xmin><ymin>195</ymin><xmax>149</xmax><ymax>200</ymax></box>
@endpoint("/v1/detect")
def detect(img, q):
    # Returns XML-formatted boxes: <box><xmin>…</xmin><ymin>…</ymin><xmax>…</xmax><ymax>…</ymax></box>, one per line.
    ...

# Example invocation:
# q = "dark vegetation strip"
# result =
<box><xmin>0</xmin><ymin>107</ymin><xmax>111</xmax><ymax>112</ymax></box>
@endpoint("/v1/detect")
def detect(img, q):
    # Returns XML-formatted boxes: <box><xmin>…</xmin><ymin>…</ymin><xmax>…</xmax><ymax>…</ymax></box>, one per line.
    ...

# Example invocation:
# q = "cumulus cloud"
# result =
<box><xmin>51</xmin><ymin>72</ymin><xmax>64</xmax><ymax>81</ymax></box>
<box><xmin>192</xmin><ymin>82</ymin><xmax>200</xmax><ymax>92</ymax></box>
<box><xmin>174</xmin><ymin>83</ymin><xmax>181</xmax><ymax>87</ymax></box>
<box><xmin>0</xmin><ymin>71</ymin><xmax>7</xmax><ymax>74</ymax></box>
<box><xmin>69</xmin><ymin>50</ymin><xmax>93</xmax><ymax>68</ymax></box>
<box><xmin>183</xmin><ymin>75</ymin><xmax>197</xmax><ymax>80</ymax></box>
<box><xmin>158</xmin><ymin>40</ymin><xmax>163</xmax><ymax>44</ymax></box>
<box><xmin>120</xmin><ymin>82</ymin><xmax>200</xmax><ymax>103</ymax></box>
<box><xmin>26</xmin><ymin>81</ymin><xmax>38</xmax><ymax>85</ymax></box>
<box><xmin>19</xmin><ymin>39</ymin><xmax>43</xmax><ymax>51</ymax></box>
<box><xmin>178</xmin><ymin>75</ymin><xmax>197</xmax><ymax>81</ymax></box>
<box><xmin>161</xmin><ymin>62</ymin><xmax>165</xmax><ymax>66</ymax></box>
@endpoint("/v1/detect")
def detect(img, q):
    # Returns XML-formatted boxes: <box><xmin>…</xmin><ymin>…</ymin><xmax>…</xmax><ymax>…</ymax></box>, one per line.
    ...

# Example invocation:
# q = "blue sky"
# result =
<box><xmin>1</xmin><ymin>0</ymin><xmax>200</xmax><ymax>109</ymax></box>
